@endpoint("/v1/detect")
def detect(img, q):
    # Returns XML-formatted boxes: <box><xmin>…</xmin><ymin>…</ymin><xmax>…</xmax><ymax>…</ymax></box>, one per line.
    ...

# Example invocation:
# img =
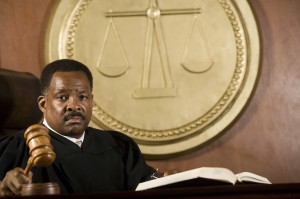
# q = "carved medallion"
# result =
<box><xmin>44</xmin><ymin>0</ymin><xmax>260</xmax><ymax>158</ymax></box>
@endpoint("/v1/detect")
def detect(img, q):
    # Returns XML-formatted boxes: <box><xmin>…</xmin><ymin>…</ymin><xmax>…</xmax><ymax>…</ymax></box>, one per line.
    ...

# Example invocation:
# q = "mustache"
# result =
<box><xmin>63</xmin><ymin>112</ymin><xmax>86</xmax><ymax>122</ymax></box>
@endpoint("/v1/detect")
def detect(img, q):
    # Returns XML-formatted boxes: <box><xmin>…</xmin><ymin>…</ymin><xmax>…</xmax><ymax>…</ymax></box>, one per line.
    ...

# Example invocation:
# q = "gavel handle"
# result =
<box><xmin>24</xmin><ymin>157</ymin><xmax>33</xmax><ymax>176</ymax></box>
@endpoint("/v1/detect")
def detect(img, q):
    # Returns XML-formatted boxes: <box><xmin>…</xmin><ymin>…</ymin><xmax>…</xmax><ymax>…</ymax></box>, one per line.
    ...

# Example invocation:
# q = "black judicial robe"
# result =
<box><xmin>0</xmin><ymin>127</ymin><xmax>155</xmax><ymax>193</ymax></box>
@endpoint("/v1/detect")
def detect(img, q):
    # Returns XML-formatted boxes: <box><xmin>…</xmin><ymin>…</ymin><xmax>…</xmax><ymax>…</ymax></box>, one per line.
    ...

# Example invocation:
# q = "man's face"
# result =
<box><xmin>38</xmin><ymin>71</ymin><xmax>93</xmax><ymax>138</ymax></box>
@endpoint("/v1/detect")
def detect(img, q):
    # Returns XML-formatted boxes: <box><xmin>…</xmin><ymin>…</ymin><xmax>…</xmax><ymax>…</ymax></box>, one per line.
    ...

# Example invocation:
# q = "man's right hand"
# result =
<box><xmin>0</xmin><ymin>168</ymin><xmax>32</xmax><ymax>197</ymax></box>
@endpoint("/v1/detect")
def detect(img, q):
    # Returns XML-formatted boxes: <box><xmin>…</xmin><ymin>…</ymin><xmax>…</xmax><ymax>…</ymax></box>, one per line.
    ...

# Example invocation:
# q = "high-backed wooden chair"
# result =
<box><xmin>0</xmin><ymin>68</ymin><xmax>42</xmax><ymax>136</ymax></box>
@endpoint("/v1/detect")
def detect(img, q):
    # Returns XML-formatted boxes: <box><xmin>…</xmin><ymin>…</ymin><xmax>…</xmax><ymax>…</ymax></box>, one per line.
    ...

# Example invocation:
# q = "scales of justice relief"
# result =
<box><xmin>97</xmin><ymin>0</ymin><xmax>213</xmax><ymax>99</ymax></box>
<box><xmin>44</xmin><ymin>0</ymin><xmax>260</xmax><ymax>158</ymax></box>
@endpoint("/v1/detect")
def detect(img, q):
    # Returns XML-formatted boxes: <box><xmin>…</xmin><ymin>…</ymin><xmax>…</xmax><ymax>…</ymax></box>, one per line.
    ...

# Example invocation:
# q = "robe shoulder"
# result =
<box><xmin>86</xmin><ymin>127</ymin><xmax>142</xmax><ymax>153</ymax></box>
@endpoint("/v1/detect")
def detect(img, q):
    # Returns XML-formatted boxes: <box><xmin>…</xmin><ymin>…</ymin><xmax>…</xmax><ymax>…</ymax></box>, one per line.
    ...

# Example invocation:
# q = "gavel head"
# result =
<box><xmin>24</xmin><ymin>124</ymin><xmax>56</xmax><ymax>168</ymax></box>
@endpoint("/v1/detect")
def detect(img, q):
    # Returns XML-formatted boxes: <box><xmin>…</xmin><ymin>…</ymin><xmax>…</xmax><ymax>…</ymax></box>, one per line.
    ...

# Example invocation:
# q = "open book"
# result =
<box><xmin>136</xmin><ymin>167</ymin><xmax>271</xmax><ymax>191</ymax></box>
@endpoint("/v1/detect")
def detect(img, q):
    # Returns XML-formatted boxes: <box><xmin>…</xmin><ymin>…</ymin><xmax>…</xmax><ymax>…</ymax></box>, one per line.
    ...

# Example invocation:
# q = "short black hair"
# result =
<box><xmin>40</xmin><ymin>59</ymin><xmax>93</xmax><ymax>95</ymax></box>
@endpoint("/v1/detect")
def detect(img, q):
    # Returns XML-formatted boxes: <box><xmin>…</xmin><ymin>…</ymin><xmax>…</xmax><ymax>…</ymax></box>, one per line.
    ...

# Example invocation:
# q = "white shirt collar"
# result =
<box><xmin>42</xmin><ymin>119</ymin><xmax>85</xmax><ymax>144</ymax></box>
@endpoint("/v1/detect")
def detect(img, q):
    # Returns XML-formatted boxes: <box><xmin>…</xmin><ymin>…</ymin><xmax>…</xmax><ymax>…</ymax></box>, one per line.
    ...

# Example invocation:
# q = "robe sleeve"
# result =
<box><xmin>0</xmin><ymin>132</ymin><xmax>29</xmax><ymax>180</ymax></box>
<box><xmin>110</xmin><ymin>131</ymin><xmax>156</xmax><ymax>190</ymax></box>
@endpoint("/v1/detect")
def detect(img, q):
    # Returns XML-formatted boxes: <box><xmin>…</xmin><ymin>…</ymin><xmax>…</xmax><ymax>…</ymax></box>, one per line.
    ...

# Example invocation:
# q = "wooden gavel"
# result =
<box><xmin>23</xmin><ymin>124</ymin><xmax>56</xmax><ymax>176</ymax></box>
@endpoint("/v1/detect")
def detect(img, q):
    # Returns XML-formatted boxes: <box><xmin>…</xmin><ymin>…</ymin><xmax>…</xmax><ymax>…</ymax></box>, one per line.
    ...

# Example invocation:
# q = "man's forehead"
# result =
<box><xmin>49</xmin><ymin>71</ymin><xmax>91</xmax><ymax>91</ymax></box>
<box><xmin>51</xmin><ymin>71</ymin><xmax>88</xmax><ymax>83</ymax></box>
<box><xmin>55</xmin><ymin>87</ymin><xmax>88</xmax><ymax>92</ymax></box>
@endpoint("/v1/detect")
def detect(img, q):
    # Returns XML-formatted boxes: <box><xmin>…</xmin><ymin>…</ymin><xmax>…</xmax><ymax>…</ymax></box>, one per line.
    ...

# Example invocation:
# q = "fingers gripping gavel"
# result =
<box><xmin>23</xmin><ymin>124</ymin><xmax>56</xmax><ymax>176</ymax></box>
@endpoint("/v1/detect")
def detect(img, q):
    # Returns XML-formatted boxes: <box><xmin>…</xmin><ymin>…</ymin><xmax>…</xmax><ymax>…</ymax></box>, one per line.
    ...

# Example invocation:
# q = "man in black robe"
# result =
<box><xmin>0</xmin><ymin>59</ymin><xmax>156</xmax><ymax>196</ymax></box>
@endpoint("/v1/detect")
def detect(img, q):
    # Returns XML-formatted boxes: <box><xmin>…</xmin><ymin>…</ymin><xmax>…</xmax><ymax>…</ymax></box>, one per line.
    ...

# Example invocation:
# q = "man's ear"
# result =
<box><xmin>38</xmin><ymin>95</ymin><xmax>46</xmax><ymax>113</ymax></box>
<box><xmin>91</xmin><ymin>93</ymin><xmax>94</xmax><ymax>105</ymax></box>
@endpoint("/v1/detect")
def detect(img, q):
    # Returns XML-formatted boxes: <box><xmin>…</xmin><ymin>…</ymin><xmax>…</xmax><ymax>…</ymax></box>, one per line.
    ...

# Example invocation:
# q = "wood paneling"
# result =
<box><xmin>0</xmin><ymin>0</ymin><xmax>52</xmax><ymax>76</ymax></box>
<box><xmin>0</xmin><ymin>0</ymin><xmax>300</xmax><ymax>183</ymax></box>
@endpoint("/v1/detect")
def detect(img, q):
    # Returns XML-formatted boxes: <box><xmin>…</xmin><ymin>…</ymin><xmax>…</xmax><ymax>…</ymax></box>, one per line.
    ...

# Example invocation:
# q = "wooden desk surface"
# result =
<box><xmin>3</xmin><ymin>183</ymin><xmax>300</xmax><ymax>199</ymax></box>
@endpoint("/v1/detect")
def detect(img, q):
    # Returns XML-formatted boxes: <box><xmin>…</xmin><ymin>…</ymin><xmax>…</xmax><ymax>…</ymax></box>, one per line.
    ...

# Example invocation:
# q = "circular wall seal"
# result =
<box><xmin>44</xmin><ymin>0</ymin><xmax>260</xmax><ymax>158</ymax></box>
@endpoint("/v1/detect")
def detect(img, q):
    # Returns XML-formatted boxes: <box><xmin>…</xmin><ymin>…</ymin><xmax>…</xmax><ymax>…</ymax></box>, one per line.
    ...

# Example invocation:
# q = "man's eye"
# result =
<box><xmin>80</xmin><ymin>95</ymin><xmax>88</xmax><ymax>100</ymax></box>
<box><xmin>58</xmin><ymin>96</ymin><xmax>68</xmax><ymax>101</ymax></box>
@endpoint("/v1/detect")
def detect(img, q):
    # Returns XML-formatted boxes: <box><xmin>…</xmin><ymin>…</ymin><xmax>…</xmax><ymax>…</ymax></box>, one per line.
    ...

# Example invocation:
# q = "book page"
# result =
<box><xmin>136</xmin><ymin>167</ymin><xmax>237</xmax><ymax>191</ymax></box>
<box><xmin>197</xmin><ymin>167</ymin><xmax>237</xmax><ymax>184</ymax></box>
<box><xmin>136</xmin><ymin>168</ymin><xmax>202</xmax><ymax>191</ymax></box>
<box><xmin>235</xmin><ymin>172</ymin><xmax>271</xmax><ymax>184</ymax></box>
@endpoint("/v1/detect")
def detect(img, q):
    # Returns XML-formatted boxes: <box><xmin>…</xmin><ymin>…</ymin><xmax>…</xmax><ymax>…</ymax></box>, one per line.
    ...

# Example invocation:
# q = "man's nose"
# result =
<box><xmin>67</xmin><ymin>97</ymin><xmax>82</xmax><ymax>111</ymax></box>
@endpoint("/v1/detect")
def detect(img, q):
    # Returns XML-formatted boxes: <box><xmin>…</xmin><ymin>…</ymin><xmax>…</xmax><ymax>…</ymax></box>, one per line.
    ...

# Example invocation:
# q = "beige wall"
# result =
<box><xmin>1</xmin><ymin>0</ymin><xmax>300</xmax><ymax>183</ymax></box>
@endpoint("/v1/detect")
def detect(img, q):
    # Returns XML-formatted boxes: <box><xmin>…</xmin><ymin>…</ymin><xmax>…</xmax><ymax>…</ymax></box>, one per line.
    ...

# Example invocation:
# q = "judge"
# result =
<box><xmin>0</xmin><ymin>59</ymin><xmax>156</xmax><ymax>196</ymax></box>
